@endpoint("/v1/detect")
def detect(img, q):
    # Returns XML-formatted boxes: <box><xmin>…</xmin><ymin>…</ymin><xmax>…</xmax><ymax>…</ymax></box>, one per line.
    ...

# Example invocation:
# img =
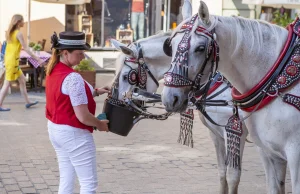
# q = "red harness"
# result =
<box><xmin>231</xmin><ymin>20</ymin><xmax>299</xmax><ymax>112</ymax></box>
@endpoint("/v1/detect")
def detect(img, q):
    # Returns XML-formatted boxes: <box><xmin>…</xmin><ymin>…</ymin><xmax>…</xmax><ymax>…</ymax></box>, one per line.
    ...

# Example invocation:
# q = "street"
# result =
<box><xmin>0</xmin><ymin>73</ymin><xmax>292</xmax><ymax>194</ymax></box>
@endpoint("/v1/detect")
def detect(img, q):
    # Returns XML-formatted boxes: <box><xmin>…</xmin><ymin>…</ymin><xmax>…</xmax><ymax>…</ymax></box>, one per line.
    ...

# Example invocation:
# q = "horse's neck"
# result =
<box><xmin>215</xmin><ymin>16</ymin><xmax>288</xmax><ymax>93</ymax></box>
<box><xmin>142</xmin><ymin>41</ymin><xmax>171</xmax><ymax>81</ymax></box>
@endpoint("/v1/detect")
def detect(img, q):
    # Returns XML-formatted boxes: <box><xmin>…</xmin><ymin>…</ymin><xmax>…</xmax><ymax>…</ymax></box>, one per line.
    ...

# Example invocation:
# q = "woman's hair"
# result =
<box><xmin>46</xmin><ymin>49</ymin><xmax>75</xmax><ymax>75</ymax></box>
<box><xmin>46</xmin><ymin>49</ymin><xmax>61</xmax><ymax>75</ymax></box>
<box><xmin>6</xmin><ymin>14</ymin><xmax>24</xmax><ymax>42</ymax></box>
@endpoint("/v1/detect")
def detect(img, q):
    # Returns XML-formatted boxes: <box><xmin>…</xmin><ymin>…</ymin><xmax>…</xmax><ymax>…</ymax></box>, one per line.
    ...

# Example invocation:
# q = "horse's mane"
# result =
<box><xmin>215</xmin><ymin>15</ymin><xmax>287</xmax><ymax>58</ymax></box>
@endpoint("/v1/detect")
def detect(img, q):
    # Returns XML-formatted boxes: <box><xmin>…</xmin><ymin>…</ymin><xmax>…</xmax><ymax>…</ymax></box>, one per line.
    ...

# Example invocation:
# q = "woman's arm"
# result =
<box><xmin>73</xmin><ymin>105</ymin><xmax>109</xmax><ymax>131</ymax></box>
<box><xmin>63</xmin><ymin>73</ymin><xmax>109</xmax><ymax>131</ymax></box>
<box><xmin>16</xmin><ymin>31</ymin><xmax>44</xmax><ymax>64</ymax></box>
<box><xmin>93</xmin><ymin>86</ymin><xmax>111</xmax><ymax>97</ymax></box>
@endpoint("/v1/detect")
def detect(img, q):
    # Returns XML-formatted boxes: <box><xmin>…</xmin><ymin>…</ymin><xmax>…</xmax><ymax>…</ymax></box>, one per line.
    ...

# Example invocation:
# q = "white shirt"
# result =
<box><xmin>48</xmin><ymin>72</ymin><xmax>95</xmax><ymax>131</ymax></box>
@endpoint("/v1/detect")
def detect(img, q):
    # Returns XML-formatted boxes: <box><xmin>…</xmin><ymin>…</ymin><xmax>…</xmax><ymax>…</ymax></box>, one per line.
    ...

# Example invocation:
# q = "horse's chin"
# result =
<box><xmin>165</xmin><ymin>98</ymin><xmax>189</xmax><ymax>113</ymax></box>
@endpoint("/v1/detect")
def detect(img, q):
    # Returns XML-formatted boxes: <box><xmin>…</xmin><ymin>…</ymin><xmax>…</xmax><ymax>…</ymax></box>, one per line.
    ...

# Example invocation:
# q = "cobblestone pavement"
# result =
<box><xmin>0</xmin><ymin>74</ymin><xmax>292</xmax><ymax>194</ymax></box>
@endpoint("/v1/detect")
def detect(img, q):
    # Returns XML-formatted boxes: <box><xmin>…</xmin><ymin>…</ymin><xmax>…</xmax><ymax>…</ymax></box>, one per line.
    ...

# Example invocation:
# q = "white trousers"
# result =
<box><xmin>48</xmin><ymin>125</ymin><xmax>98</xmax><ymax>194</ymax></box>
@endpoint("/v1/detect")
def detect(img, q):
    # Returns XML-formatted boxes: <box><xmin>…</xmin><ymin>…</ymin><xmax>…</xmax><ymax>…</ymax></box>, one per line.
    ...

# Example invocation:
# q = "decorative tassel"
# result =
<box><xmin>178</xmin><ymin>109</ymin><xmax>194</xmax><ymax>148</ymax></box>
<box><xmin>225</xmin><ymin>112</ymin><xmax>243</xmax><ymax>170</ymax></box>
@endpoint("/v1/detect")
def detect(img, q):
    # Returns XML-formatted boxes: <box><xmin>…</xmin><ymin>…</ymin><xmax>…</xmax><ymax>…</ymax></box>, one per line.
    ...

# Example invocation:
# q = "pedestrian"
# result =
<box><xmin>0</xmin><ymin>14</ymin><xmax>43</xmax><ymax>111</ymax></box>
<box><xmin>46</xmin><ymin>31</ymin><xmax>110</xmax><ymax>194</ymax></box>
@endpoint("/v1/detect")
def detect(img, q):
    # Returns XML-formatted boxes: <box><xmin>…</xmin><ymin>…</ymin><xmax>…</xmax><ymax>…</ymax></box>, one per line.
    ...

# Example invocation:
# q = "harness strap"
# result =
<box><xmin>207</xmin><ymin>84</ymin><xmax>230</xmax><ymax>100</ymax></box>
<box><xmin>233</xmin><ymin>33</ymin><xmax>297</xmax><ymax>108</ymax></box>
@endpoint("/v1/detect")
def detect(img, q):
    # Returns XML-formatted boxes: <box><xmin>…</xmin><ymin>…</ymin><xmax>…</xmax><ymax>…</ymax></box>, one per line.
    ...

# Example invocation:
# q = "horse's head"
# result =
<box><xmin>162</xmin><ymin>0</ymin><xmax>218</xmax><ymax>112</ymax></box>
<box><xmin>111</xmin><ymin>32</ymin><xmax>172</xmax><ymax>101</ymax></box>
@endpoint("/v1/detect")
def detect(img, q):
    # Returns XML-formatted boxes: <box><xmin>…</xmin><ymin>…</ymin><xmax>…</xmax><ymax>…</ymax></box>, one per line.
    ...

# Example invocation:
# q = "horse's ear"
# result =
<box><xmin>110</xmin><ymin>39</ymin><xmax>126</xmax><ymax>50</ymax></box>
<box><xmin>182</xmin><ymin>0</ymin><xmax>192</xmax><ymax>21</ymax></box>
<box><xmin>119</xmin><ymin>46</ymin><xmax>136</xmax><ymax>58</ymax></box>
<box><xmin>198</xmin><ymin>1</ymin><xmax>210</xmax><ymax>26</ymax></box>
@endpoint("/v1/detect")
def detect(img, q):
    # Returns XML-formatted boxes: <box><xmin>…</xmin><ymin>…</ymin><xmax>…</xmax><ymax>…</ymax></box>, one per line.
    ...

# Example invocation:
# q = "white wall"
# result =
<box><xmin>0</xmin><ymin>0</ymin><xmax>65</xmax><ymax>43</ymax></box>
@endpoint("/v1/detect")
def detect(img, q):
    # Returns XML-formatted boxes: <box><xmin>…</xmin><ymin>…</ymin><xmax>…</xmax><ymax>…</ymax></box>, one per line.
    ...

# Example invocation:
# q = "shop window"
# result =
<box><xmin>66</xmin><ymin>0</ymin><xmax>185</xmax><ymax>49</ymax></box>
<box><xmin>66</xmin><ymin>0</ymin><xmax>152</xmax><ymax>49</ymax></box>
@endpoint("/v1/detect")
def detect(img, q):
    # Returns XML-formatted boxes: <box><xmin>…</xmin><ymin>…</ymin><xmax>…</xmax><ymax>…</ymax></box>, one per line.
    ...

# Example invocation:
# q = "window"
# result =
<box><xmin>66</xmin><ymin>0</ymin><xmax>182</xmax><ymax>49</ymax></box>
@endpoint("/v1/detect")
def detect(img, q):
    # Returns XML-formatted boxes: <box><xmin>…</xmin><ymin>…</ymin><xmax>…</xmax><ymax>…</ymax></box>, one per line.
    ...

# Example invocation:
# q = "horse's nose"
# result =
<box><xmin>172</xmin><ymin>95</ymin><xmax>179</xmax><ymax>108</ymax></box>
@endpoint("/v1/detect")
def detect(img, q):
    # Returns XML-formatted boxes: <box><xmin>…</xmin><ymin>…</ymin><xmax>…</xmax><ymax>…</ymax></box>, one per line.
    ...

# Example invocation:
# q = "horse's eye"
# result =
<box><xmin>123</xmin><ymin>75</ymin><xmax>128</xmax><ymax>81</ymax></box>
<box><xmin>195</xmin><ymin>45</ymin><xmax>206</xmax><ymax>52</ymax></box>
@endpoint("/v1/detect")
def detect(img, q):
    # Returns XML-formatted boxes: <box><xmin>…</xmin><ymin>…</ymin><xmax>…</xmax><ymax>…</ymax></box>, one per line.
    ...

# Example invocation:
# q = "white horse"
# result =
<box><xmin>162</xmin><ymin>0</ymin><xmax>300</xmax><ymax>193</ymax></box>
<box><xmin>111</xmin><ymin>31</ymin><xmax>248</xmax><ymax>194</ymax></box>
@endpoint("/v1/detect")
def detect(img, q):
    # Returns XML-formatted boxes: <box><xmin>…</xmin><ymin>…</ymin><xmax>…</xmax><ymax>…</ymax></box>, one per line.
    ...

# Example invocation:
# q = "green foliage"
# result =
<box><xmin>29</xmin><ymin>42</ymin><xmax>35</xmax><ymax>47</ymax></box>
<box><xmin>272</xmin><ymin>10</ymin><xmax>294</xmax><ymax>27</ymax></box>
<box><xmin>33</xmin><ymin>43</ymin><xmax>42</xmax><ymax>51</ymax></box>
<box><xmin>74</xmin><ymin>59</ymin><xmax>95</xmax><ymax>71</ymax></box>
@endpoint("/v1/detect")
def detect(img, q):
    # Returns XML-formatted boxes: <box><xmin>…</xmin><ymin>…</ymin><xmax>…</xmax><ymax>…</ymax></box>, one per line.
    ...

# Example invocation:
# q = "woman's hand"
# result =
<box><xmin>96</xmin><ymin>120</ymin><xmax>109</xmax><ymax>132</ymax></box>
<box><xmin>95</xmin><ymin>86</ymin><xmax>111</xmax><ymax>96</ymax></box>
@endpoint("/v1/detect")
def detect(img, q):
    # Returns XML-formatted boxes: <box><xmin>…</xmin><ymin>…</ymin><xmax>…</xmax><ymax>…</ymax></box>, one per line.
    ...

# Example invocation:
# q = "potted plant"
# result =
<box><xmin>32</xmin><ymin>43</ymin><xmax>42</xmax><ymax>55</ymax></box>
<box><xmin>29</xmin><ymin>42</ymin><xmax>35</xmax><ymax>52</ymax></box>
<box><xmin>272</xmin><ymin>10</ymin><xmax>294</xmax><ymax>27</ymax></box>
<box><xmin>74</xmin><ymin>59</ymin><xmax>96</xmax><ymax>88</ymax></box>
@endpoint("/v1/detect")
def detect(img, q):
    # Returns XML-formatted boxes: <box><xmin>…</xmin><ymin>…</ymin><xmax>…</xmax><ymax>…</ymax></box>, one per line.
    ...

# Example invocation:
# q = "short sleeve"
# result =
<box><xmin>61</xmin><ymin>72</ymin><xmax>88</xmax><ymax>106</ymax></box>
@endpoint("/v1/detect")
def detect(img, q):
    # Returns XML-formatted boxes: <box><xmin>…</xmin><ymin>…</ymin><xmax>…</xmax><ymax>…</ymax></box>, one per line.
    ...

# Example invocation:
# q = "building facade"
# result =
<box><xmin>0</xmin><ymin>0</ymin><xmax>287</xmax><ymax>70</ymax></box>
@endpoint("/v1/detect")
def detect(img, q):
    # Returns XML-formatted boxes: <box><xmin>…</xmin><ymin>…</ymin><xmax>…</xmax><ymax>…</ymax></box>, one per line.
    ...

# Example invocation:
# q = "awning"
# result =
<box><xmin>242</xmin><ymin>0</ymin><xmax>300</xmax><ymax>8</ymax></box>
<box><xmin>32</xmin><ymin>0</ymin><xmax>90</xmax><ymax>4</ymax></box>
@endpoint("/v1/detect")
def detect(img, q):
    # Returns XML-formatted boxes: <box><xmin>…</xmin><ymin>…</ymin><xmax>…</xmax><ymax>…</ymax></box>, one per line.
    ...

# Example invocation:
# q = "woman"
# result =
<box><xmin>46</xmin><ymin>31</ymin><xmax>110</xmax><ymax>194</ymax></box>
<box><xmin>0</xmin><ymin>14</ymin><xmax>43</xmax><ymax>111</ymax></box>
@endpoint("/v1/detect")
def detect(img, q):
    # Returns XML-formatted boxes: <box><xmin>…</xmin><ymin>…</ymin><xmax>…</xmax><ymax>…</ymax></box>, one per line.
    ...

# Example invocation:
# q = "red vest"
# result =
<box><xmin>45</xmin><ymin>62</ymin><xmax>96</xmax><ymax>133</ymax></box>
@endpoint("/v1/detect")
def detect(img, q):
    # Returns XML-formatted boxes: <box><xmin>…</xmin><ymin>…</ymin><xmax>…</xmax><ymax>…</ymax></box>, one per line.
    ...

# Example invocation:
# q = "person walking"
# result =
<box><xmin>46</xmin><ymin>31</ymin><xmax>110</xmax><ymax>194</ymax></box>
<box><xmin>0</xmin><ymin>14</ymin><xmax>43</xmax><ymax>111</ymax></box>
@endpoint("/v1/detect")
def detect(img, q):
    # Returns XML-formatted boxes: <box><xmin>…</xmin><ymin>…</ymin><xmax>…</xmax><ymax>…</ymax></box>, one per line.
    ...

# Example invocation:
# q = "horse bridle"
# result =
<box><xmin>163</xmin><ymin>14</ymin><xmax>220</xmax><ymax>98</ymax></box>
<box><xmin>124</xmin><ymin>42</ymin><xmax>159</xmax><ymax>89</ymax></box>
<box><xmin>121</xmin><ymin>42</ymin><xmax>172</xmax><ymax>121</ymax></box>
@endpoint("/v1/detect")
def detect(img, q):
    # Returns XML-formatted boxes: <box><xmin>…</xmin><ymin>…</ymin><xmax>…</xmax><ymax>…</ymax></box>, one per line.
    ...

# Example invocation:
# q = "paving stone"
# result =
<box><xmin>0</xmin><ymin>168</ymin><xmax>10</xmax><ymax>173</ymax></box>
<box><xmin>2</xmin><ymin>179</ymin><xmax>17</xmax><ymax>185</ymax></box>
<box><xmin>34</xmin><ymin>183</ymin><xmax>48</xmax><ymax>190</ymax></box>
<box><xmin>49</xmin><ymin>185</ymin><xmax>59</xmax><ymax>192</ymax></box>
<box><xmin>35</xmin><ymin>165</ymin><xmax>49</xmax><ymax>170</ymax></box>
<box><xmin>21</xmin><ymin>163</ymin><xmax>34</xmax><ymax>168</ymax></box>
<box><xmin>9</xmin><ymin>166</ymin><xmax>23</xmax><ymax>171</ymax></box>
<box><xmin>0</xmin><ymin>173</ymin><xmax>13</xmax><ymax>179</ymax></box>
<box><xmin>21</xmin><ymin>187</ymin><xmax>37</xmax><ymax>193</ymax></box>
<box><xmin>44</xmin><ymin>179</ymin><xmax>58</xmax><ymax>186</ymax></box>
<box><xmin>32</xmin><ymin>160</ymin><xmax>46</xmax><ymax>165</ymax></box>
<box><xmin>15</xmin><ymin>176</ymin><xmax>29</xmax><ymax>182</ymax></box>
<box><xmin>0</xmin><ymin>188</ymin><xmax>7</xmax><ymax>194</ymax></box>
<box><xmin>5</xmin><ymin>184</ymin><xmax>19</xmax><ymax>192</ymax></box>
<box><xmin>30</xmin><ymin>177</ymin><xmax>45</xmax><ymax>184</ymax></box>
<box><xmin>42</xmin><ymin>174</ymin><xmax>56</xmax><ymax>180</ymax></box>
<box><xmin>18</xmin><ymin>181</ymin><xmax>33</xmax><ymax>188</ymax></box>
<box><xmin>12</xmin><ymin>171</ymin><xmax>26</xmax><ymax>177</ymax></box>
<box><xmin>37</xmin><ymin>189</ymin><xmax>52</xmax><ymax>194</ymax></box>
<box><xmin>7</xmin><ymin>191</ymin><xmax>22</xmax><ymax>194</ymax></box>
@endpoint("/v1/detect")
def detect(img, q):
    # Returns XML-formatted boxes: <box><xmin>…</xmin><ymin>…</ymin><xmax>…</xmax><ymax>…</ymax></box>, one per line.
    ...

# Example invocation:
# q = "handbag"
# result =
<box><xmin>0</xmin><ymin>41</ymin><xmax>6</xmax><ymax>68</ymax></box>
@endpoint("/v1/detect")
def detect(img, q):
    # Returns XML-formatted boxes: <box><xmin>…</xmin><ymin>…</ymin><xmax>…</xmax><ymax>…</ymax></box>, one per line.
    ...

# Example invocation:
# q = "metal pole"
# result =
<box><xmin>163</xmin><ymin>0</ymin><xmax>167</xmax><ymax>32</ymax></box>
<box><xmin>167</xmin><ymin>0</ymin><xmax>170</xmax><ymax>30</ymax></box>
<box><xmin>100</xmin><ymin>0</ymin><xmax>105</xmax><ymax>47</ymax></box>
<box><xmin>27</xmin><ymin>0</ymin><xmax>31</xmax><ymax>45</ymax></box>
<box><xmin>155</xmin><ymin>0</ymin><xmax>162</xmax><ymax>33</ymax></box>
